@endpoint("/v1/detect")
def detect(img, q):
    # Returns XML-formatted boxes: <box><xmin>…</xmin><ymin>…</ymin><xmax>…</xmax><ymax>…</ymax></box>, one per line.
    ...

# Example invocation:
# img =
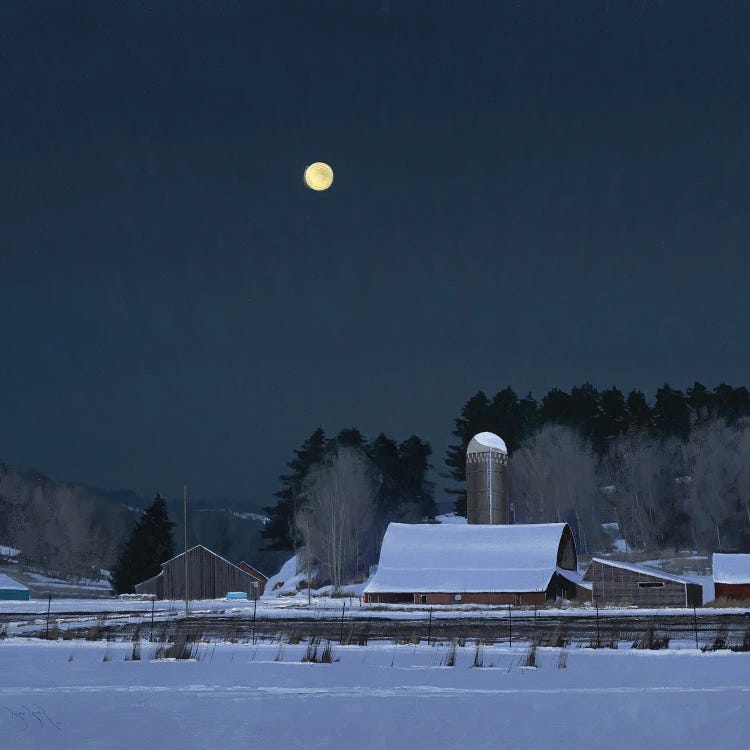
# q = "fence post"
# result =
<box><xmin>596</xmin><ymin>603</ymin><xmax>601</xmax><ymax>648</ymax></box>
<box><xmin>45</xmin><ymin>592</ymin><xmax>52</xmax><ymax>638</ymax></box>
<box><xmin>427</xmin><ymin>607</ymin><xmax>432</xmax><ymax>646</ymax></box>
<box><xmin>150</xmin><ymin>596</ymin><xmax>155</xmax><ymax>641</ymax></box>
<box><xmin>252</xmin><ymin>596</ymin><xmax>258</xmax><ymax>644</ymax></box>
<box><xmin>693</xmin><ymin>605</ymin><xmax>699</xmax><ymax>650</ymax></box>
<box><xmin>339</xmin><ymin>601</ymin><xmax>346</xmax><ymax>644</ymax></box>
<box><xmin>508</xmin><ymin>604</ymin><xmax>512</xmax><ymax>648</ymax></box>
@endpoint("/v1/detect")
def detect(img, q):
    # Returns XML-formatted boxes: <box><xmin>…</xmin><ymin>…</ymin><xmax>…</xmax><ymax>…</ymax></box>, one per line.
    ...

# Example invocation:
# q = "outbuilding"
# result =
<box><xmin>237</xmin><ymin>561</ymin><xmax>268</xmax><ymax>597</ymax></box>
<box><xmin>134</xmin><ymin>545</ymin><xmax>262</xmax><ymax>600</ymax></box>
<box><xmin>712</xmin><ymin>553</ymin><xmax>750</xmax><ymax>601</ymax></box>
<box><xmin>584</xmin><ymin>558</ymin><xmax>702</xmax><ymax>607</ymax></box>
<box><xmin>0</xmin><ymin>573</ymin><xmax>30</xmax><ymax>600</ymax></box>
<box><xmin>363</xmin><ymin>522</ymin><xmax>586</xmax><ymax>606</ymax></box>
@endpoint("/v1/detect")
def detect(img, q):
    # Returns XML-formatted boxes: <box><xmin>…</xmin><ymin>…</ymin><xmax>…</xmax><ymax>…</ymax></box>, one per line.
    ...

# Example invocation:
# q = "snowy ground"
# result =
<box><xmin>2</xmin><ymin>639</ymin><xmax>750</xmax><ymax>749</ymax></box>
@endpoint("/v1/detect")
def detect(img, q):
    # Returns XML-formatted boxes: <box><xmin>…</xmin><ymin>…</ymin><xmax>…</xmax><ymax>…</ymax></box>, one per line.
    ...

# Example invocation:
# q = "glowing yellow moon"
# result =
<box><xmin>304</xmin><ymin>162</ymin><xmax>334</xmax><ymax>191</ymax></box>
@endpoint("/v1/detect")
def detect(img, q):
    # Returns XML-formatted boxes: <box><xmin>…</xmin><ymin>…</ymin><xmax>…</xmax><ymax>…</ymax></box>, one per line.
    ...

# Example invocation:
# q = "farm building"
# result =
<box><xmin>583</xmin><ymin>558</ymin><xmax>702</xmax><ymax>607</ymax></box>
<box><xmin>134</xmin><ymin>545</ymin><xmax>262</xmax><ymax>600</ymax></box>
<box><xmin>712</xmin><ymin>553</ymin><xmax>750</xmax><ymax>601</ymax></box>
<box><xmin>0</xmin><ymin>573</ymin><xmax>30</xmax><ymax>600</ymax></box>
<box><xmin>363</xmin><ymin>522</ymin><xmax>587</xmax><ymax>606</ymax></box>
<box><xmin>237</xmin><ymin>561</ymin><xmax>268</xmax><ymax>596</ymax></box>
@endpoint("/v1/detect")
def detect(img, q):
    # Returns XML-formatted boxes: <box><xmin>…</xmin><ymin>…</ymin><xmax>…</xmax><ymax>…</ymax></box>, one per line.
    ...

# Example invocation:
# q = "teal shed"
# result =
<box><xmin>0</xmin><ymin>573</ymin><xmax>30</xmax><ymax>600</ymax></box>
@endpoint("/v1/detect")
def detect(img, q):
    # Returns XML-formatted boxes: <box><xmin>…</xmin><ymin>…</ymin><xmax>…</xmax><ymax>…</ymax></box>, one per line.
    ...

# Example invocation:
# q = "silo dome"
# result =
<box><xmin>467</xmin><ymin>432</ymin><xmax>508</xmax><ymax>455</ymax></box>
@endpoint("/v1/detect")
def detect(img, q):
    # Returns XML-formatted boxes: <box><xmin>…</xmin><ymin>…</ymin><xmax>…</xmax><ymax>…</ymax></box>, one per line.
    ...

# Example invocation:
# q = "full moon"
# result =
<box><xmin>304</xmin><ymin>162</ymin><xmax>334</xmax><ymax>191</ymax></box>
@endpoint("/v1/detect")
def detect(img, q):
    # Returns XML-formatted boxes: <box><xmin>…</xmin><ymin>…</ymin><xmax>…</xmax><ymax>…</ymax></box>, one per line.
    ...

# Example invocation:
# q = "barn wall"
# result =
<box><xmin>363</xmin><ymin>592</ymin><xmax>413</xmax><ymax>604</ymax></box>
<box><xmin>588</xmin><ymin>560</ymin><xmax>689</xmax><ymax>607</ymax></box>
<box><xmin>237</xmin><ymin>562</ymin><xmax>267</xmax><ymax>595</ymax></box>
<box><xmin>161</xmin><ymin>546</ymin><xmax>260</xmax><ymax>600</ymax></box>
<box><xmin>715</xmin><ymin>582</ymin><xmax>750</xmax><ymax>601</ymax></box>
<box><xmin>364</xmin><ymin>591</ymin><xmax>546</xmax><ymax>606</ymax></box>
<box><xmin>134</xmin><ymin>573</ymin><xmax>163</xmax><ymax>598</ymax></box>
<box><xmin>556</xmin><ymin>527</ymin><xmax>578</xmax><ymax>571</ymax></box>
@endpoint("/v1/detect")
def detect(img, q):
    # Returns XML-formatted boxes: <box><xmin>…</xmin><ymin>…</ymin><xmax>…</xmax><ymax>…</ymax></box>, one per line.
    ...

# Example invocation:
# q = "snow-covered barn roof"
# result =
<box><xmin>712</xmin><ymin>553</ymin><xmax>750</xmax><ymax>584</ymax></box>
<box><xmin>0</xmin><ymin>573</ymin><xmax>28</xmax><ymax>591</ymax></box>
<box><xmin>467</xmin><ymin>432</ymin><xmax>507</xmax><ymax>455</ymax></box>
<box><xmin>584</xmin><ymin>557</ymin><xmax>696</xmax><ymax>585</ymax></box>
<box><xmin>364</xmin><ymin>522</ymin><xmax>573</xmax><ymax>594</ymax></box>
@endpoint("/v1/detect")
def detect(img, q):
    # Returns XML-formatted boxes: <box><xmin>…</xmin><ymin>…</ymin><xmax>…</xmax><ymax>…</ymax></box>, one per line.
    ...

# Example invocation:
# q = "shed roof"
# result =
<box><xmin>584</xmin><ymin>557</ymin><xmax>696</xmax><ymax>585</ymax></box>
<box><xmin>364</xmin><ymin>522</ymin><xmax>572</xmax><ymax>594</ymax></box>
<box><xmin>0</xmin><ymin>573</ymin><xmax>28</xmax><ymax>591</ymax></box>
<box><xmin>238</xmin><ymin>562</ymin><xmax>268</xmax><ymax>582</ymax></box>
<box><xmin>712</xmin><ymin>553</ymin><xmax>750</xmax><ymax>584</ymax></box>
<box><xmin>161</xmin><ymin>544</ymin><xmax>248</xmax><ymax>576</ymax></box>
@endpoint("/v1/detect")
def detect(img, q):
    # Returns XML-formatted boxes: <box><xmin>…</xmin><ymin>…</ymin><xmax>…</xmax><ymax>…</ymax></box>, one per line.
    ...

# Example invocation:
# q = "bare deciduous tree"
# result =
<box><xmin>295</xmin><ymin>447</ymin><xmax>379</xmax><ymax>591</ymax></box>
<box><xmin>511</xmin><ymin>425</ymin><xmax>601</xmax><ymax>552</ymax></box>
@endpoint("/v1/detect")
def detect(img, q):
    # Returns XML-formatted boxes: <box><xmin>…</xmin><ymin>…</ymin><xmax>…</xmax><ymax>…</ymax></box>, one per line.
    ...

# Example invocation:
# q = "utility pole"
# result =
<box><xmin>184</xmin><ymin>484</ymin><xmax>189</xmax><ymax>617</ymax></box>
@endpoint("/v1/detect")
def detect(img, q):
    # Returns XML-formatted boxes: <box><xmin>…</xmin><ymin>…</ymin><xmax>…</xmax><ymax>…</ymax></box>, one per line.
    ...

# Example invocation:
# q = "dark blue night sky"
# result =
<box><xmin>2</xmin><ymin>1</ymin><xmax>749</xmax><ymax>506</ymax></box>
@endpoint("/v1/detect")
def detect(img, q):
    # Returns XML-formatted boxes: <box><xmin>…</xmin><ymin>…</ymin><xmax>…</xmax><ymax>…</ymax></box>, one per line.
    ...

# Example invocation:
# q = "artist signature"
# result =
<box><xmin>4</xmin><ymin>705</ymin><xmax>62</xmax><ymax>731</ymax></box>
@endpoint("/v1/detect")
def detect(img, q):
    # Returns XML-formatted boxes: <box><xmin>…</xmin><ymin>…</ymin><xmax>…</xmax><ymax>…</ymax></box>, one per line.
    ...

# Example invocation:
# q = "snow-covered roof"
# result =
<box><xmin>467</xmin><ymin>432</ymin><xmax>507</xmax><ymax>455</ymax></box>
<box><xmin>712</xmin><ymin>553</ymin><xmax>750</xmax><ymax>584</ymax></box>
<box><xmin>0</xmin><ymin>573</ymin><xmax>28</xmax><ymax>591</ymax></box>
<box><xmin>364</xmin><ymin>522</ymin><xmax>572</xmax><ymax>594</ymax></box>
<box><xmin>585</xmin><ymin>558</ymin><xmax>696</xmax><ymax>585</ymax></box>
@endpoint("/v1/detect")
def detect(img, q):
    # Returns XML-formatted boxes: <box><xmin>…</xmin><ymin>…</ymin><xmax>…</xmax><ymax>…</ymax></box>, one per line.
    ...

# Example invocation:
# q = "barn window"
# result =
<box><xmin>420</xmin><ymin>595</ymin><xmax>427</xmax><ymax>604</ymax></box>
<box><xmin>637</xmin><ymin>581</ymin><xmax>665</xmax><ymax>588</ymax></box>
<box><xmin>454</xmin><ymin>594</ymin><xmax>462</xmax><ymax>602</ymax></box>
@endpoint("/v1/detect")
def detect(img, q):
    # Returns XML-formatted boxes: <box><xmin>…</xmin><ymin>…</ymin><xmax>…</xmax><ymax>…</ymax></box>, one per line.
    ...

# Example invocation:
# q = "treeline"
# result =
<box><xmin>447</xmin><ymin>383</ymin><xmax>750</xmax><ymax>554</ymax></box>
<box><xmin>262</xmin><ymin>427</ymin><xmax>435</xmax><ymax>588</ymax></box>
<box><xmin>0</xmin><ymin>462</ymin><xmax>134</xmax><ymax>578</ymax></box>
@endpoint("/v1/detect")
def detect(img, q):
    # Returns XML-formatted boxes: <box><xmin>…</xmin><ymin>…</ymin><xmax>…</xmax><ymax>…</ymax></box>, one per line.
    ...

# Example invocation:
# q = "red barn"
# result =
<box><xmin>363</xmin><ymin>522</ymin><xmax>584</xmax><ymax>606</ymax></box>
<box><xmin>713</xmin><ymin>553</ymin><xmax>750</xmax><ymax>601</ymax></box>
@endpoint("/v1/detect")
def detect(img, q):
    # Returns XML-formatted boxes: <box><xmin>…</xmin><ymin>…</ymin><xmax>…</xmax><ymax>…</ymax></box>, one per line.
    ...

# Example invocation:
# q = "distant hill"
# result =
<box><xmin>0</xmin><ymin>461</ymin><xmax>281</xmax><ymax>581</ymax></box>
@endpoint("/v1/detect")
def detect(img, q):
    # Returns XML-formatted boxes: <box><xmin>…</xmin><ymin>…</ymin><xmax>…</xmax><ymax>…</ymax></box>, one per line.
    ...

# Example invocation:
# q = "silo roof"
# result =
<box><xmin>467</xmin><ymin>432</ymin><xmax>507</xmax><ymax>454</ymax></box>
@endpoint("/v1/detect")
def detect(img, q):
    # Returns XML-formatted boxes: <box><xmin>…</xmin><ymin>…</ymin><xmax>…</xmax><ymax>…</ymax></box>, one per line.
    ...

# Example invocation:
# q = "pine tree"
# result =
<box><xmin>625</xmin><ymin>389</ymin><xmax>652</xmax><ymax>431</ymax></box>
<box><xmin>596</xmin><ymin>386</ymin><xmax>627</xmax><ymax>453</ymax></box>
<box><xmin>539</xmin><ymin>388</ymin><xmax>574</xmax><ymax>426</ymax></box>
<box><xmin>262</xmin><ymin>427</ymin><xmax>330</xmax><ymax>551</ymax></box>
<box><xmin>370</xmin><ymin>433</ymin><xmax>403</xmax><ymax>517</ymax></box>
<box><xmin>654</xmin><ymin>384</ymin><xmax>691</xmax><ymax>440</ymax></box>
<box><xmin>110</xmin><ymin>492</ymin><xmax>174</xmax><ymax>594</ymax></box>
<box><xmin>397</xmin><ymin>435</ymin><xmax>436</xmax><ymax>520</ymax></box>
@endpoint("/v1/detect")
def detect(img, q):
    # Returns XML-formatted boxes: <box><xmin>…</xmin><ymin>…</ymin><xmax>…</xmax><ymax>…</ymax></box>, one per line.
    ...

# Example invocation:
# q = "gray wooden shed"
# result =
<box><xmin>583</xmin><ymin>557</ymin><xmax>702</xmax><ymax>608</ymax></box>
<box><xmin>134</xmin><ymin>545</ymin><xmax>261</xmax><ymax>600</ymax></box>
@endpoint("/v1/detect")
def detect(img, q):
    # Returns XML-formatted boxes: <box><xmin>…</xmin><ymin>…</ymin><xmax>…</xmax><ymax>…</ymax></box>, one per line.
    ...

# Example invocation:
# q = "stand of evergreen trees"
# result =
<box><xmin>445</xmin><ymin>382</ymin><xmax>750</xmax><ymax>555</ymax></box>
<box><xmin>262</xmin><ymin>427</ymin><xmax>435</xmax><ymax>554</ymax></box>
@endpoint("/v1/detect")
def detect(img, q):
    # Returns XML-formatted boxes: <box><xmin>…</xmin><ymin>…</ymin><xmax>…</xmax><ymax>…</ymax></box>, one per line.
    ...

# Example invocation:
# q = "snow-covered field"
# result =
<box><xmin>2</xmin><ymin>639</ymin><xmax>750</xmax><ymax>749</ymax></box>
